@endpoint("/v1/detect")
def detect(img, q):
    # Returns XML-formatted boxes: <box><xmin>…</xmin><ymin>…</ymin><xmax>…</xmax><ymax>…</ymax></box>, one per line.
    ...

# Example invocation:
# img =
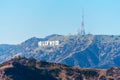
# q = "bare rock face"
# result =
<box><xmin>0</xmin><ymin>56</ymin><xmax>119</xmax><ymax>80</ymax></box>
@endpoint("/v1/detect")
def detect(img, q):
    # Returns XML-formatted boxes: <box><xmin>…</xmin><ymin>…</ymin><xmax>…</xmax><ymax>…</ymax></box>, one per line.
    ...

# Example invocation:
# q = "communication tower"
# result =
<box><xmin>78</xmin><ymin>10</ymin><xmax>85</xmax><ymax>35</ymax></box>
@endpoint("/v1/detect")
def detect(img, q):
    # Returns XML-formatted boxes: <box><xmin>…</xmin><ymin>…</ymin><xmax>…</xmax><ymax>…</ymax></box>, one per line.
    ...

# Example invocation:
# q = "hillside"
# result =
<box><xmin>0</xmin><ymin>56</ymin><xmax>120</xmax><ymax>80</ymax></box>
<box><xmin>0</xmin><ymin>34</ymin><xmax>120</xmax><ymax>68</ymax></box>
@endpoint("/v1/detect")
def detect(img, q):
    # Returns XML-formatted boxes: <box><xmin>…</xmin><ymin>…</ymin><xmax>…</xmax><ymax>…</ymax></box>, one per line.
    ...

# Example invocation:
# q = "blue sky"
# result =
<box><xmin>0</xmin><ymin>0</ymin><xmax>120</xmax><ymax>44</ymax></box>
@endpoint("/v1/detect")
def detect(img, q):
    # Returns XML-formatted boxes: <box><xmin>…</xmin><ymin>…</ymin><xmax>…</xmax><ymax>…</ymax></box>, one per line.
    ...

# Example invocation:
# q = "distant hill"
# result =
<box><xmin>0</xmin><ymin>34</ymin><xmax>120</xmax><ymax>68</ymax></box>
<box><xmin>0</xmin><ymin>56</ymin><xmax>120</xmax><ymax>80</ymax></box>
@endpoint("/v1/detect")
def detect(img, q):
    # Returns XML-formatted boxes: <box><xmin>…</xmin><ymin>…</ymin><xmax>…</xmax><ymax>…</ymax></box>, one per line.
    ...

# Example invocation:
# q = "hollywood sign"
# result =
<box><xmin>38</xmin><ymin>40</ymin><xmax>59</xmax><ymax>47</ymax></box>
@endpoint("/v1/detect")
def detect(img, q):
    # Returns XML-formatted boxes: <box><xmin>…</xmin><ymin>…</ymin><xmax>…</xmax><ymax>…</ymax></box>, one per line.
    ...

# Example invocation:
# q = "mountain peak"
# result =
<box><xmin>0</xmin><ymin>34</ymin><xmax>120</xmax><ymax>68</ymax></box>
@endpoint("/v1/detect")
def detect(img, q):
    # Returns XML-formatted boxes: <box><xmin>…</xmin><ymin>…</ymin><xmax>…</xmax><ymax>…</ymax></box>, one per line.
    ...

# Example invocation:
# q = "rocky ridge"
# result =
<box><xmin>0</xmin><ymin>34</ymin><xmax>120</xmax><ymax>68</ymax></box>
<box><xmin>0</xmin><ymin>56</ymin><xmax>120</xmax><ymax>80</ymax></box>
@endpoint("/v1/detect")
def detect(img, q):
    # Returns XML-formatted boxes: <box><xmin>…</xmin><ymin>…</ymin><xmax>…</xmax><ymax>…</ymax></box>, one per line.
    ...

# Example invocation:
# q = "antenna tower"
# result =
<box><xmin>78</xmin><ymin>9</ymin><xmax>85</xmax><ymax>35</ymax></box>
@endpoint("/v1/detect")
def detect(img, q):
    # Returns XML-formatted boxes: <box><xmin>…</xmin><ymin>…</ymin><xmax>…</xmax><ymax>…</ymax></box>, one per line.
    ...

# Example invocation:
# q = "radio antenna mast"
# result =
<box><xmin>78</xmin><ymin>9</ymin><xmax>85</xmax><ymax>35</ymax></box>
